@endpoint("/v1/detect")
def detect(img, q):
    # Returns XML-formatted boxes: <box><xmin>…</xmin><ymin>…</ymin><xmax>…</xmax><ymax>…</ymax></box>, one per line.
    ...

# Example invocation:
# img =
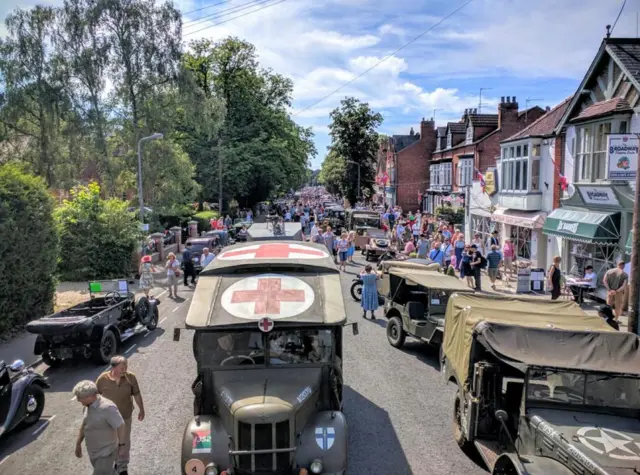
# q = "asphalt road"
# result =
<box><xmin>0</xmin><ymin>253</ymin><xmax>486</xmax><ymax>475</ymax></box>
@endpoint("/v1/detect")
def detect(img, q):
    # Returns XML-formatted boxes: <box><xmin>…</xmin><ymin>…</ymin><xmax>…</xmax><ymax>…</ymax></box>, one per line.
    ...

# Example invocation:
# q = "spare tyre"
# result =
<box><xmin>135</xmin><ymin>297</ymin><xmax>152</xmax><ymax>325</ymax></box>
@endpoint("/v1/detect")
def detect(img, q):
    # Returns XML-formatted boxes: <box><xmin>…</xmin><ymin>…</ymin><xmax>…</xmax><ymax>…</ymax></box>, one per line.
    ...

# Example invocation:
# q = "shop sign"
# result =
<box><xmin>578</xmin><ymin>186</ymin><xmax>620</xmax><ymax>206</ymax></box>
<box><xmin>557</xmin><ymin>220</ymin><xmax>579</xmax><ymax>234</ymax></box>
<box><xmin>484</xmin><ymin>169</ymin><xmax>498</xmax><ymax>196</ymax></box>
<box><xmin>607</xmin><ymin>134</ymin><xmax>638</xmax><ymax>180</ymax></box>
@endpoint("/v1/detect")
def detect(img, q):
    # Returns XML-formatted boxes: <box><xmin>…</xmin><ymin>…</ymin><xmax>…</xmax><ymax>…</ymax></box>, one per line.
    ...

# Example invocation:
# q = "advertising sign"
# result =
<box><xmin>484</xmin><ymin>168</ymin><xmax>498</xmax><ymax>196</ymax></box>
<box><xmin>578</xmin><ymin>186</ymin><xmax>620</xmax><ymax>206</ymax></box>
<box><xmin>607</xmin><ymin>134</ymin><xmax>638</xmax><ymax>180</ymax></box>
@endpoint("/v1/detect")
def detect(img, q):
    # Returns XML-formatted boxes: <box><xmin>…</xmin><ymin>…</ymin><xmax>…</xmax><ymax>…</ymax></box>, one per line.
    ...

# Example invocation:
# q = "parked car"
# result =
<box><xmin>26</xmin><ymin>280</ymin><xmax>160</xmax><ymax>366</ymax></box>
<box><xmin>0</xmin><ymin>359</ymin><xmax>49</xmax><ymax>437</ymax></box>
<box><xmin>441</xmin><ymin>293</ymin><xmax>640</xmax><ymax>475</ymax></box>
<box><xmin>184</xmin><ymin>237</ymin><xmax>219</xmax><ymax>273</ymax></box>
<box><xmin>364</xmin><ymin>233</ymin><xmax>391</xmax><ymax>260</ymax></box>
<box><xmin>173</xmin><ymin>240</ymin><xmax>356</xmax><ymax>475</ymax></box>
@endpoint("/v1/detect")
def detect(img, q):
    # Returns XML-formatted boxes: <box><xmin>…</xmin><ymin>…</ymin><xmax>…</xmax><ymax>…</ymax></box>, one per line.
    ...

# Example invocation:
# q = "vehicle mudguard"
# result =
<box><xmin>1</xmin><ymin>372</ymin><xmax>46</xmax><ymax>435</ymax></box>
<box><xmin>34</xmin><ymin>335</ymin><xmax>45</xmax><ymax>355</ymax></box>
<box><xmin>295</xmin><ymin>410</ymin><xmax>347</xmax><ymax>474</ymax></box>
<box><xmin>180</xmin><ymin>416</ymin><xmax>230</xmax><ymax>475</ymax></box>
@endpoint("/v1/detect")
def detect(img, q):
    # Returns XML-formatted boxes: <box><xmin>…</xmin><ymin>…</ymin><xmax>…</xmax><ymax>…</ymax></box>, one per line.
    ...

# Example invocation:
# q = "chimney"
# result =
<box><xmin>409</xmin><ymin>127</ymin><xmax>415</xmax><ymax>136</ymax></box>
<box><xmin>546</xmin><ymin>106</ymin><xmax>551</xmax><ymax>112</ymax></box>
<box><xmin>473</xmin><ymin>108</ymin><xmax>477</xmax><ymax>114</ymax></box>
<box><xmin>501</xmin><ymin>96</ymin><xmax>505</xmax><ymax>102</ymax></box>
<box><xmin>498</xmin><ymin>94</ymin><xmax>519</xmax><ymax>129</ymax></box>
<box><xmin>420</xmin><ymin>117</ymin><xmax>436</xmax><ymax>144</ymax></box>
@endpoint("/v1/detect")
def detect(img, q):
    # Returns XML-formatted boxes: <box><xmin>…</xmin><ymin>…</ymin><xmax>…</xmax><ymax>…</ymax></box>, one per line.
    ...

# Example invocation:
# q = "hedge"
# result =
<box><xmin>193</xmin><ymin>210</ymin><xmax>220</xmax><ymax>232</ymax></box>
<box><xmin>56</xmin><ymin>183</ymin><xmax>142</xmax><ymax>281</ymax></box>
<box><xmin>0</xmin><ymin>164</ymin><xmax>58</xmax><ymax>332</ymax></box>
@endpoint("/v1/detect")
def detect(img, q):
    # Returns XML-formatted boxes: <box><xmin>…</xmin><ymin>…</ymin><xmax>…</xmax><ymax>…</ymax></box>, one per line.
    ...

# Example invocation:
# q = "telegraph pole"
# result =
<box><xmin>628</xmin><ymin>141</ymin><xmax>640</xmax><ymax>334</ymax></box>
<box><xmin>479</xmin><ymin>88</ymin><xmax>493</xmax><ymax>114</ymax></box>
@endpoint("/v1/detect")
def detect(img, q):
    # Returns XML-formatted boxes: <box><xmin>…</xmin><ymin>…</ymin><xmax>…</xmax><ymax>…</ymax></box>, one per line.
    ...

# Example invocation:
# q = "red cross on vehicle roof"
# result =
<box><xmin>231</xmin><ymin>277</ymin><xmax>305</xmax><ymax>314</ymax></box>
<box><xmin>219</xmin><ymin>243</ymin><xmax>327</xmax><ymax>260</ymax></box>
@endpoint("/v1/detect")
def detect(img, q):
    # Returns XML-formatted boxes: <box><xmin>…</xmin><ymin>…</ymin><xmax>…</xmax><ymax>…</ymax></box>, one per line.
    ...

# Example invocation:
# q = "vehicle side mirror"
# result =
<box><xmin>495</xmin><ymin>409</ymin><xmax>509</xmax><ymax>423</ymax></box>
<box><xmin>173</xmin><ymin>328</ymin><xmax>181</xmax><ymax>342</ymax></box>
<box><xmin>9</xmin><ymin>360</ymin><xmax>25</xmax><ymax>372</ymax></box>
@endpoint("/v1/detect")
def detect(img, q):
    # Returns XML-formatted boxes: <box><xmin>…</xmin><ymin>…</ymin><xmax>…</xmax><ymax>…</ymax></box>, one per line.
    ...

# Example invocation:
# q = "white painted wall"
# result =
<box><xmin>540</xmin><ymin>138</ymin><xmax>556</xmax><ymax>213</ymax></box>
<box><xmin>563</xmin><ymin>125</ymin><xmax>576</xmax><ymax>186</ymax></box>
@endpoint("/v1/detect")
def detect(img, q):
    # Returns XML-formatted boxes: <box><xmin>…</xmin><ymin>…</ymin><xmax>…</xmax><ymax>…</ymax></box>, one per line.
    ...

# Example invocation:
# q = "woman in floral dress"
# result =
<box><xmin>138</xmin><ymin>255</ymin><xmax>156</xmax><ymax>299</ymax></box>
<box><xmin>360</xmin><ymin>264</ymin><xmax>379</xmax><ymax>319</ymax></box>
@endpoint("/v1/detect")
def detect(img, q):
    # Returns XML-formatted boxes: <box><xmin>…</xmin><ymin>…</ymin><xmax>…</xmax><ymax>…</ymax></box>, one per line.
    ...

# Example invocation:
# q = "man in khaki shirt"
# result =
<box><xmin>96</xmin><ymin>356</ymin><xmax>145</xmax><ymax>475</ymax></box>
<box><xmin>73</xmin><ymin>380</ymin><xmax>126</xmax><ymax>475</ymax></box>
<box><xmin>604</xmin><ymin>260</ymin><xmax>629</xmax><ymax>320</ymax></box>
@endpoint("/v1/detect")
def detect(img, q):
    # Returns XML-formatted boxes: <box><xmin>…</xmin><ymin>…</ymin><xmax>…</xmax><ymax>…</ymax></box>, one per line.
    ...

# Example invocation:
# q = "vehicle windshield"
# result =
<box><xmin>526</xmin><ymin>369</ymin><xmax>640</xmax><ymax>410</ymax></box>
<box><xmin>197</xmin><ymin>329</ymin><xmax>334</xmax><ymax>367</ymax></box>
<box><xmin>188</xmin><ymin>243</ymin><xmax>208</xmax><ymax>254</ymax></box>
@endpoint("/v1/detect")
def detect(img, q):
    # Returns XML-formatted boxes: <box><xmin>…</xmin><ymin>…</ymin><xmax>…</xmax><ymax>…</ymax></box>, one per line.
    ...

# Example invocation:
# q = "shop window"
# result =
<box><xmin>567</xmin><ymin>241</ymin><xmax>619</xmax><ymax>285</ymax></box>
<box><xmin>510</xmin><ymin>226</ymin><xmax>531</xmax><ymax>259</ymax></box>
<box><xmin>472</xmin><ymin>216</ymin><xmax>501</xmax><ymax>250</ymax></box>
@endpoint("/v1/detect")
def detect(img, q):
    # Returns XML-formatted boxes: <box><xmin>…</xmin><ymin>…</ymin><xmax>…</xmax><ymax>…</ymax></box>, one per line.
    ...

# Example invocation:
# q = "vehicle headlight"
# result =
<box><xmin>205</xmin><ymin>463</ymin><xmax>218</xmax><ymax>475</ymax></box>
<box><xmin>310</xmin><ymin>459</ymin><xmax>323</xmax><ymax>474</ymax></box>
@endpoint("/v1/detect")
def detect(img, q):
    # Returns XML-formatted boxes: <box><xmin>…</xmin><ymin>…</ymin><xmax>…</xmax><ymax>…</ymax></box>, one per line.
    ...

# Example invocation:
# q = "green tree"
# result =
<box><xmin>0</xmin><ymin>164</ymin><xmax>58</xmax><ymax>332</ymax></box>
<box><xmin>55</xmin><ymin>182</ymin><xmax>141</xmax><ymax>280</ymax></box>
<box><xmin>318</xmin><ymin>149</ymin><xmax>346</xmax><ymax>195</ymax></box>
<box><xmin>327</xmin><ymin>97</ymin><xmax>382</xmax><ymax>203</ymax></box>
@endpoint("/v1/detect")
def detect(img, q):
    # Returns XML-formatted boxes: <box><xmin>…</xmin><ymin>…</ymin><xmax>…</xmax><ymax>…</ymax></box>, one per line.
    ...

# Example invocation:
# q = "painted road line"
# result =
<box><xmin>157</xmin><ymin>290</ymin><xmax>167</xmax><ymax>298</ymax></box>
<box><xmin>32</xmin><ymin>415</ymin><xmax>56</xmax><ymax>435</ymax></box>
<box><xmin>143</xmin><ymin>330</ymin><xmax>151</xmax><ymax>338</ymax></box>
<box><xmin>172</xmin><ymin>307</ymin><xmax>180</xmax><ymax>313</ymax></box>
<box><xmin>124</xmin><ymin>344</ymin><xmax>136</xmax><ymax>354</ymax></box>
<box><xmin>159</xmin><ymin>317</ymin><xmax>167</xmax><ymax>325</ymax></box>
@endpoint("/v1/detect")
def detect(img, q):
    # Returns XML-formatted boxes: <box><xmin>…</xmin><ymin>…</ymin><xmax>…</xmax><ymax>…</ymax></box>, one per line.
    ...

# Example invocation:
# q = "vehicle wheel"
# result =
<box><xmin>350</xmin><ymin>282</ymin><xmax>362</xmax><ymax>302</ymax></box>
<box><xmin>135</xmin><ymin>297</ymin><xmax>152</xmax><ymax>325</ymax></box>
<box><xmin>42</xmin><ymin>352</ymin><xmax>61</xmax><ymax>368</ymax></box>
<box><xmin>145</xmin><ymin>304</ymin><xmax>159</xmax><ymax>331</ymax></box>
<box><xmin>453</xmin><ymin>390</ymin><xmax>471</xmax><ymax>450</ymax></box>
<box><xmin>365</xmin><ymin>252</ymin><xmax>372</xmax><ymax>261</ymax></box>
<box><xmin>386</xmin><ymin>317</ymin><xmax>406</xmax><ymax>348</ymax></box>
<box><xmin>94</xmin><ymin>330</ymin><xmax>118</xmax><ymax>364</ymax></box>
<box><xmin>22</xmin><ymin>384</ymin><xmax>45</xmax><ymax>426</ymax></box>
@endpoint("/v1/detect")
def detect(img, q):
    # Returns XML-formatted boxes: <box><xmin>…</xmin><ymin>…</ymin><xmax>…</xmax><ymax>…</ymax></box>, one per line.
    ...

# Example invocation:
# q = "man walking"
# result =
<box><xmin>486</xmin><ymin>245</ymin><xmax>503</xmax><ymax>290</ymax></box>
<box><xmin>603</xmin><ymin>260</ymin><xmax>629</xmax><ymax>320</ymax></box>
<box><xmin>96</xmin><ymin>356</ymin><xmax>145</xmax><ymax>475</ymax></box>
<box><xmin>74</xmin><ymin>380</ymin><xmax>126</xmax><ymax>475</ymax></box>
<box><xmin>181</xmin><ymin>242</ymin><xmax>196</xmax><ymax>286</ymax></box>
<box><xmin>201</xmin><ymin>247</ymin><xmax>215</xmax><ymax>268</ymax></box>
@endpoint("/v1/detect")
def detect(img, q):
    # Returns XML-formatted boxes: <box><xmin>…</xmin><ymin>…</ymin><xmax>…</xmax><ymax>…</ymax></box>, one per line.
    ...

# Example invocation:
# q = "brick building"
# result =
<box><xmin>424</xmin><ymin>97</ymin><xmax>545</xmax><ymax>214</ymax></box>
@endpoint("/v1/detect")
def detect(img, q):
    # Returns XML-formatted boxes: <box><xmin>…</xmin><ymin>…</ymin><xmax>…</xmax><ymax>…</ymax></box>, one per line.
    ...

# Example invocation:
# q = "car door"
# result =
<box><xmin>0</xmin><ymin>364</ymin><xmax>13</xmax><ymax>429</ymax></box>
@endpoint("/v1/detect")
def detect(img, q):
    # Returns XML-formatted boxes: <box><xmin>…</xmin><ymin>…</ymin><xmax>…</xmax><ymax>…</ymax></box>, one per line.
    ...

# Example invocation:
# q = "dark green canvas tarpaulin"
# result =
<box><xmin>542</xmin><ymin>208</ymin><xmax>620</xmax><ymax>244</ymax></box>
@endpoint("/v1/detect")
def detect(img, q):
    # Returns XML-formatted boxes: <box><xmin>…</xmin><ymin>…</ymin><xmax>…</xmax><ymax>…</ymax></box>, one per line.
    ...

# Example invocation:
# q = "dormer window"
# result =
<box><xmin>465</xmin><ymin>125</ymin><xmax>473</xmax><ymax>145</ymax></box>
<box><xmin>446</xmin><ymin>132</ymin><xmax>452</xmax><ymax>149</ymax></box>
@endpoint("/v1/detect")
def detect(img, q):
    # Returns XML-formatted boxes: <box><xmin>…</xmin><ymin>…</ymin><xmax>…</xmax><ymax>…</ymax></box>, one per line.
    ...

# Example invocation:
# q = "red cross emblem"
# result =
<box><xmin>258</xmin><ymin>317</ymin><xmax>274</xmax><ymax>332</ymax></box>
<box><xmin>221</xmin><ymin>274</ymin><xmax>315</xmax><ymax>320</ymax></box>
<box><xmin>218</xmin><ymin>243</ymin><xmax>328</xmax><ymax>261</ymax></box>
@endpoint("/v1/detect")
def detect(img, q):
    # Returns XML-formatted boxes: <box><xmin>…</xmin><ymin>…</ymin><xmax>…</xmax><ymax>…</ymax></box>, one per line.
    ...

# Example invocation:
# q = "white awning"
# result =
<box><xmin>492</xmin><ymin>208</ymin><xmax>547</xmax><ymax>229</ymax></box>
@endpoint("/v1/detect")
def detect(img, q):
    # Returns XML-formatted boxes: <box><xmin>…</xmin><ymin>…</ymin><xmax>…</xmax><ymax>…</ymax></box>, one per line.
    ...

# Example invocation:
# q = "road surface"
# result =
<box><xmin>0</xmin><ymin>253</ymin><xmax>486</xmax><ymax>475</ymax></box>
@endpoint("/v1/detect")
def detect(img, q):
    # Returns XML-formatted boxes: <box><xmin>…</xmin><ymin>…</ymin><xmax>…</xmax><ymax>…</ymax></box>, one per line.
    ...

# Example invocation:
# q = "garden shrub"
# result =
<box><xmin>56</xmin><ymin>183</ymin><xmax>142</xmax><ymax>281</ymax></box>
<box><xmin>0</xmin><ymin>164</ymin><xmax>58</xmax><ymax>332</ymax></box>
<box><xmin>434</xmin><ymin>205</ymin><xmax>465</xmax><ymax>226</ymax></box>
<box><xmin>193</xmin><ymin>210</ymin><xmax>219</xmax><ymax>232</ymax></box>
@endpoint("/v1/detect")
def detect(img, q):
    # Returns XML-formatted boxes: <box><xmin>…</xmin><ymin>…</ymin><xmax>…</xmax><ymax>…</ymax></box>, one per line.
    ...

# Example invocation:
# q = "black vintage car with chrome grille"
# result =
<box><xmin>174</xmin><ymin>240</ymin><xmax>356</xmax><ymax>475</ymax></box>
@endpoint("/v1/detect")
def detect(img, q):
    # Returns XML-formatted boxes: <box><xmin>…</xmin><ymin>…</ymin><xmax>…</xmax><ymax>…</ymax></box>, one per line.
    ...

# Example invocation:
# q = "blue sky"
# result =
<box><xmin>3</xmin><ymin>0</ymin><xmax>640</xmax><ymax>168</ymax></box>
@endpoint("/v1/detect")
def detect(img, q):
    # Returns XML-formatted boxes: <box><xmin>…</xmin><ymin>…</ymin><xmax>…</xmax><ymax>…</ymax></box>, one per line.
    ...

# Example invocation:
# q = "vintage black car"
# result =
<box><xmin>185</xmin><ymin>237</ymin><xmax>220</xmax><ymax>273</ymax></box>
<box><xmin>174</xmin><ymin>240</ymin><xmax>355</xmax><ymax>475</ymax></box>
<box><xmin>441</xmin><ymin>293</ymin><xmax>640</xmax><ymax>475</ymax></box>
<box><xmin>0</xmin><ymin>359</ymin><xmax>49</xmax><ymax>437</ymax></box>
<box><xmin>26</xmin><ymin>280</ymin><xmax>160</xmax><ymax>366</ymax></box>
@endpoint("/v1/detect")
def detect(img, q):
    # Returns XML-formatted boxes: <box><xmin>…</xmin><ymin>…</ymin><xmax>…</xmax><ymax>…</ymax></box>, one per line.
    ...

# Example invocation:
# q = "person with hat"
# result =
<box><xmin>138</xmin><ymin>255</ymin><xmax>156</xmax><ymax>299</ymax></box>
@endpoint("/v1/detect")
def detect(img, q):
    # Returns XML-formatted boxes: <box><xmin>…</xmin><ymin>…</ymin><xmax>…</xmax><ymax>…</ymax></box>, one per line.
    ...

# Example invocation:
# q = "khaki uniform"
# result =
<box><xmin>83</xmin><ymin>396</ymin><xmax>124</xmax><ymax>475</ymax></box>
<box><xmin>96</xmin><ymin>372</ymin><xmax>141</xmax><ymax>473</ymax></box>
<box><xmin>604</xmin><ymin>268</ymin><xmax>629</xmax><ymax>317</ymax></box>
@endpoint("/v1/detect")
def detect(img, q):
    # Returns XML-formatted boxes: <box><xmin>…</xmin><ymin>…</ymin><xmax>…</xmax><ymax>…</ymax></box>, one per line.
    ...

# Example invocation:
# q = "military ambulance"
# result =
<box><xmin>174</xmin><ymin>240</ymin><xmax>354</xmax><ymax>475</ymax></box>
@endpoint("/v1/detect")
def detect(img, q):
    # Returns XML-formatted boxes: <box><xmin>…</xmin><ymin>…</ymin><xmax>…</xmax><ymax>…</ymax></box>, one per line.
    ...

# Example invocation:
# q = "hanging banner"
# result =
<box><xmin>607</xmin><ymin>134</ymin><xmax>638</xmax><ymax>180</ymax></box>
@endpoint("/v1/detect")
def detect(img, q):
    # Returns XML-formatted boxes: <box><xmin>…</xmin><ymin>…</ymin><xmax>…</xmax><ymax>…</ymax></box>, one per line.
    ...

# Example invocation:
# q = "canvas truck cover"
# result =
<box><xmin>388</xmin><ymin>269</ymin><xmax>472</xmax><ymax>292</ymax></box>
<box><xmin>247</xmin><ymin>222</ymin><xmax>303</xmax><ymax>241</ymax></box>
<box><xmin>442</xmin><ymin>294</ymin><xmax>634</xmax><ymax>385</ymax></box>
<box><xmin>186</xmin><ymin>241</ymin><xmax>344</xmax><ymax>328</ymax></box>
<box><xmin>381</xmin><ymin>260</ymin><xmax>440</xmax><ymax>272</ymax></box>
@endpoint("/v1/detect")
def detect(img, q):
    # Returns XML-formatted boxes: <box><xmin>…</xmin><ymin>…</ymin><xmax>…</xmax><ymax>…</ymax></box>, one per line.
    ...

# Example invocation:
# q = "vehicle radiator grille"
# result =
<box><xmin>237</xmin><ymin>420</ymin><xmax>290</xmax><ymax>472</ymax></box>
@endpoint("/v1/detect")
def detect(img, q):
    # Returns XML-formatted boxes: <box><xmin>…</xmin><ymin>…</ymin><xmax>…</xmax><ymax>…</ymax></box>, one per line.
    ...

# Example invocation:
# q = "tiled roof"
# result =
<box><xmin>447</xmin><ymin>122</ymin><xmax>466</xmax><ymax>134</ymax></box>
<box><xmin>391</xmin><ymin>134</ymin><xmax>420</xmax><ymax>152</ymax></box>
<box><xmin>468</xmin><ymin>114</ymin><xmax>498</xmax><ymax>127</ymax></box>
<box><xmin>570</xmin><ymin>97</ymin><xmax>632</xmax><ymax>122</ymax></box>
<box><xmin>505</xmin><ymin>96</ymin><xmax>573</xmax><ymax>141</ymax></box>
<box><xmin>518</xmin><ymin>106</ymin><xmax>544</xmax><ymax>118</ymax></box>
<box><xmin>607</xmin><ymin>40</ymin><xmax>640</xmax><ymax>88</ymax></box>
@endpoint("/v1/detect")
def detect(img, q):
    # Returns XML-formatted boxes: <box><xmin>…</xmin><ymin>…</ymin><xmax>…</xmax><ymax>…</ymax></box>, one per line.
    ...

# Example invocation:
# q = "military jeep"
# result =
<box><xmin>174</xmin><ymin>240</ymin><xmax>355</xmax><ymax>475</ymax></box>
<box><xmin>440</xmin><ymin>293</ymin><xmax>640</xmax><ymax>475</ymax></box>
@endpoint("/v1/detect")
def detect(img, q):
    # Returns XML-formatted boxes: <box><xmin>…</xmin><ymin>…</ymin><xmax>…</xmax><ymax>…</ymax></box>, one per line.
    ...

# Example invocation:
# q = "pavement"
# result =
<box><xmin>0</xmin><ymin>249</ymin><xmax>630</xmax><ymax>475</ymax></box>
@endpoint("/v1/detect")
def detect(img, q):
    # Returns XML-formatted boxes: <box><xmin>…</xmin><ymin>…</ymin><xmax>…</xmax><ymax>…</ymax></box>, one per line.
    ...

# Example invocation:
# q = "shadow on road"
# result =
<box><xmin>399</xmin><ymin>341</ymin><xmax>441</xmax><ymax>372</ymax></box>
<box><xmin>343</xmin><ymin>385</ymin><xmax>413</xmax><ymax>474</ymax></box>
<box><xmin>0</xmin><ymin>415</ymin><xmax>55</xmax><ymax>460</ymax></box>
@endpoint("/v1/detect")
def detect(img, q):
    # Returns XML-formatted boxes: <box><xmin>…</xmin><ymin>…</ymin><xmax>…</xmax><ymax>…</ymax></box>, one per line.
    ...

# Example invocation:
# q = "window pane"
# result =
<box><xmin>510</xmin><ymin>147</ymin><xmax>514</xmax><ymax>158</ymax></box>
<box><xmin>594</xmin><ymin>152</ymin><xmax>606</xmax><ymax>180</ymax></box>
<box><xmin>523</xmin><ymin>144</ymin><xmax>528</xmax><ymax>156</ymax></box>
<box><xmin>531</xmin><ymin>159</ymin><xmax>540</xmax><ymax>191</ymax></box>
<box><xmin>619</xmin><ymin>121</ymin><xmax>628</xmax><ymax>134</ymax></box>
<box><xmin>522</xmin><ymin>160</ymin><xmax>528</xmax><ymax>191</ymax></box>
<box><xmin>532</xmin><ymin>144</ymin><xmax>540</xmax><ymax>157</ymax></box>
<box><xmin>516</xmin><ymin>145</ymin><xmax>522</xmax><ymax>157</ymax></box>
<box><xmin>515</xmin><ymin>161</ymin><xmax>521</xmax><ymax>190</ymax></box>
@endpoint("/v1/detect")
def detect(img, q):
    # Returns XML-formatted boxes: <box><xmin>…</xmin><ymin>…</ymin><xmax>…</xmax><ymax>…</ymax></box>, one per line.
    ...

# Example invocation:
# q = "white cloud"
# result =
<box><xmin>379</xmin><ymin>23</ymin><xmax>404</xmax><ymax>37</ymax></box>
<box><xmin>301</xmin><ymin>30</ymin><xmax>380</xmax><ymax>50</ymax></box>
<box><xmin>349</xmin><ymin>55</ymin><xmax>408</xmax><ymax>75</ymax></box>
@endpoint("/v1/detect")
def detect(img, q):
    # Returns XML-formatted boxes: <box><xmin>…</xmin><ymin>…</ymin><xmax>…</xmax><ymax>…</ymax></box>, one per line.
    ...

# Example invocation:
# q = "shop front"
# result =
<box><xmin>491</xmin><ymin>208</ymin><xmax>547</xmax><ymax>268</ymax></box>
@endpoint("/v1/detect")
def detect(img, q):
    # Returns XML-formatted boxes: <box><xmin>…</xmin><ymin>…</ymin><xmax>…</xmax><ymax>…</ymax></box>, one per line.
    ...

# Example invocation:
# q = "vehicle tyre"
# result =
<box><xmin>145</xmin><ymin>304</ymin><xmax>159</xmax><ymax>331</ymax></box>
<box><xmin>386</xmin><ymin>317</ymin><xmax>406</xmax><ymax>348</ymax></box>
<box><xmin>22</xmin><ymin>384</ymin><xmax>45</xmax><ymax>426</ymax></box>
<box><xmin>42</xmin><ymin>352</ymin><xmax>61</xmax><ymax>368</ymax></box>
<box><xmin>453</xmin><ymin>390</ymin><xmax>471</xmax><ymax>451</ymax></box>
<box><xmin>350</xmin><ymin>281</ymin><xmax>362</xmax><ymax>302</ymax></box>
<box><xmin>94</xmin><ymin>329</ymin><xmax>118</xmax><ymax>364</ymax></box>
<box><xmin>135</xmin><ymin>297</ymin><xmax>152</xmax><ymax>325</ymax></box>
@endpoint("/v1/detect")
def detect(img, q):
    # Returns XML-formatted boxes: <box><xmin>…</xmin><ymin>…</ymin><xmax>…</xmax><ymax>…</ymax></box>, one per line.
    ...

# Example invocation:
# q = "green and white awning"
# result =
<box><xmin>542</xmin><ymin>208</ymin><xmax>620</xmax><ymax>244</ymax></box>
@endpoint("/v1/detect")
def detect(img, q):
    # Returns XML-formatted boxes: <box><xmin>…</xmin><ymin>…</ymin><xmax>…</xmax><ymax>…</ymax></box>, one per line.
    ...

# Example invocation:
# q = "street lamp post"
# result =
<box><xmin>137</xmin><ymin>133</ymin><xmax>163</xmax><ymax>225</ymax></box>
<box><xmin>346</xmin><ymin>160</ymin><xmax>361</xmax><ymax>200</ymax></box>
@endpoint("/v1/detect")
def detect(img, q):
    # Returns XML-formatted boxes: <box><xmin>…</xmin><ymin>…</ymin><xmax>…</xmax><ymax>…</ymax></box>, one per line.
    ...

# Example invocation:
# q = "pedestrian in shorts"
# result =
<box><xmin>486</xmin><ymin>245</ymin><xmax>503</xmax><ymax>290</ymax></box>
